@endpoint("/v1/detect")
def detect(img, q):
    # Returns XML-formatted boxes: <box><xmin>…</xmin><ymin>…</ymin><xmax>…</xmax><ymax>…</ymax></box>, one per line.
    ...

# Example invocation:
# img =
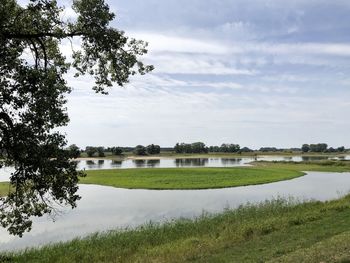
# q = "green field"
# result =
<box><xmin>4</xmin><ymin>194</ymin><xmax>350</xmax><ymax>262</ymax></box>
<box><xmin>81</xmin><ymin>167</ymin><xmax>304</xmax><ymax>189</ymax></box>
<box><xmin>253</xmin><ymin>160</ymin><xmax>350</xmax><ymax>172</ymax></box>
<box><xmin>0</xmin><ymin>182</ymin><xmax>10</xmax><ymax>197</ymax></box>
<box><xmin>80</xmin><ymin>160</ymin><xmax>350</xmax><ymax>190</ymax></box>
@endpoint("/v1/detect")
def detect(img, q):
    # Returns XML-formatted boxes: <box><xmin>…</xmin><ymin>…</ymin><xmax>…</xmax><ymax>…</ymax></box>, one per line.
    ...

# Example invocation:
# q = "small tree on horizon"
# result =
<box><xmin>134</xmin><ymin>145</ymin><xmax>147</xmax><ymax>155</ymax></box>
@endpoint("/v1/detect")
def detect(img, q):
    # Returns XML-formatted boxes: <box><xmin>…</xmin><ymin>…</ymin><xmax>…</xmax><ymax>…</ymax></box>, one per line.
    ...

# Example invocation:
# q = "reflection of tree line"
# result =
<box><xmin>86</xmin><ymin>160</ymin><xmax>106</xmax><ymax>168</ymax></box>
<box><xmin>220</xmin><ymin>158</ymin><xmax>242</xmax><ymax>165</ymax></box>
<box><xmin>174</xmin><ymin>158</ymin><xmax>243</xmax><ymax>167</ymax></box>
<box><xmin>82</xmin><ymin>156</ymin><xmax>336</xmax><ymax>169</ymax></box>
<box><xmin>132</xmin><ymin>159</ymin><xmax>160</xmax><ymax>168</ymax></box>
<box><xmin>299</xmin><ymin>156</ymin><xmax>332</xmax><ymax>162</ymax></box>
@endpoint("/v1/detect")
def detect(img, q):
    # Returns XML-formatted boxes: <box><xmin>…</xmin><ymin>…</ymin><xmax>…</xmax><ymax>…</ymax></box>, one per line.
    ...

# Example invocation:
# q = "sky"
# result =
<box><xmin>55</xmin><ymin>0</ymin><xmax>350</xmax><ymax>148</ymax></box>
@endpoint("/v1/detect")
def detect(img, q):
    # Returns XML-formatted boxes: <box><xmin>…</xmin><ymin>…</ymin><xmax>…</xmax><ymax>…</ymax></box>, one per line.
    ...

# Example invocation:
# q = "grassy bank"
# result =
<box><xmin>3</xmin><ymin>194</ymin><xmax>350</xmax><ymax>262</ymax></box>
<box><xmin>253</xmin><ymin>160</ymin><xmax>350</xmax><ymax>172</ymax></box>
<box><xmin>81</xmin><ymin>167</ymin><xmax>304</xmax><ymax>189</ymax></box>
<box><xmin>80</xmin><ymin>161</ymin><xmax>350</xmax><ymax>190</ymax></box>
<box><xmin>0</xmin><ymin>182</ymin><xmax>10</xmax><ymax>197</ymax></box>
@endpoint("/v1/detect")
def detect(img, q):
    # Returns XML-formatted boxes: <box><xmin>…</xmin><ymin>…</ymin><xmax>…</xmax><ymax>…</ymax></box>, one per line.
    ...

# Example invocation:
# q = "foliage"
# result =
<box><xmin>240</xmin><ymin>146</ymin><xmax>253</xmax><ymax>153</ymax></box>
<box><xmin>67</xmin><ymin>144</ymin><xmax>81</xmax><ymax>158</ymax></box>
<box><xmin>111</xmin><ymin>146</ymin><xmax>123</xmax><ymax>155</ymax></box>
<box><xmin>96</xmin><ymin>146</ymin><xmax>105</xmax><ymax>157</ymax></box>
<box><xmin>0</xmin><ymin>0</ymin><xmax>152</xmax><ymax>236</ymax></box>
<box><xmin>85</xmin><ymin>146</ymin><xmax>96</xmax><ymax>157</ymax></box>
<box><xmin>259</xmin><ymin>147</ymin><xmax>279</xmax><ymax>152</ymax></box>
<box><xmin>301</xmin><ymin>144</ymin><xmax>310</xmax><ymax>153</ymax></box>
<box><xmin>174</xmin><ymin>142</ymin><xmax>208</xmax><ymax>154</ymax></box>
<box><xmin>146</xmin><ymin>144</ymin><xmax>160</xmax><ymax>155</ymax></box>
<box><xmin>301</xmin><ymin>143</ymin><xmax>346</xmax><ymax>153</ymax></box>
<box><xmin>133</xmin><ymin>145</ymin><xmax>147</xmax><ymax>156</ymax></box>
<box><xmin>209</xmin><ymin>143</ymin><xmax>240</xmax><ymax>153</ymax></box>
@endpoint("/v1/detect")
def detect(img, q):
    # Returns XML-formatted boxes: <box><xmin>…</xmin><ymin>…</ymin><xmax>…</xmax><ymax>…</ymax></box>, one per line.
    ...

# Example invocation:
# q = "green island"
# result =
<box><xmin>81</xmin><ymin>167</ymin><xmax>304</xmax><ymax>190</ymax></box>
<box><xmin>79</xmin><ymin>161</ymin><xmax>350</xmax><ymax>190</ymax></box>
<box><xmin>2</xmin><ymin>160</ymin><xmax>350</xmax><ymax>262</ymax></box>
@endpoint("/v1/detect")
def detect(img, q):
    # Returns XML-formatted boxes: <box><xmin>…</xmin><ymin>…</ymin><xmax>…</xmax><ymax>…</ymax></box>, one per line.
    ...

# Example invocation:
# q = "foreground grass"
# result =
<box><xmin>3</xmin><ymin>195</ymin><xmax>350</xmax><ymax>262</ymax></box>
<box><xmin>81</xmin><ymin>167</ymin><xmax>304</xmax><ymax>189</ymax></box>
<box><xmin>0</xmin><ymin>182</ymin><xmax>10</xmax><ymax>197</ymax></box>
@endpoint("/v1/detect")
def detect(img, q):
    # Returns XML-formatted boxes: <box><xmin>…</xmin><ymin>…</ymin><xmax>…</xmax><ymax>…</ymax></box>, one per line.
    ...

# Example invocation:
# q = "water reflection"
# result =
<box><xmin>132</xmin><ymin>159</ymin><xmax>161</xmax><ymax>168</ymax></box>
<box><xmin>1</xmin><ymin>171</ymin><xmax>350</xmax><ymax>252</ymax></box>
<box><xmin>175</xmin><ymin>158</ymin><xmax>209</xmax><ymax>167</ymax></box>
<box><xmin>220</xmin><ymin>158</ymin><xmax>242</xmax><ymax>165</ymax></box>
<box><xmin>111</xmin><ymin>160</ymin><xmax>122</xmax><ymax>168</ymax></box>
<box><xmin>1</xmin><ymin>155</ymin><xmax>350</xmax><ymax>183</ymax></box>
<box><xmin>147</xmin><ymin>159</ymin><xmax>160</xmax><ymax>168</ymax></box>
<box><xmin>301</xmin><ymin>156</ymin><xmax>330</xmax><ymax>162</ymax></box>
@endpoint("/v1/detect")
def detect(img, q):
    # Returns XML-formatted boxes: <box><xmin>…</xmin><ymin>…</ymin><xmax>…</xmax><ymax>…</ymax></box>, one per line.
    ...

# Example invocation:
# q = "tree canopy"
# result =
<box><xmin>0</xmin><ymin>0</ymin><xmax>152</xmax><ymax>236</ymax></box>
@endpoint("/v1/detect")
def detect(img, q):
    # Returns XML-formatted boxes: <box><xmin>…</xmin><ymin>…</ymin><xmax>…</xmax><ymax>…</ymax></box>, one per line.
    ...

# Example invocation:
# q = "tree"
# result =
<box><xmin>337</xmin><ymin>146</ymin><xmax>345</xmax><ymax>152</ymax></box>
<box><xmin>146</xmin><ymin>144</ymin><xmax>160</xmax><ymax>155</ymax></box>
<box><xmin>301</xmin><ymin>144</ymin><xmax>310</xmax><ymax>153</ymax></box>
<box><xmin>134</xmin><ymin>145</ymin><xmax>147</xmax><ymax>155</ymax></box>
<box><xmin>191</xmin><ymin>142</ymin><xmax>208</xmax><ymax>153</ymax></box>
<box><xmin>97</xmin><ymin>146</ymin><xmax>105</xmax><ymax>157</ymax></box>
<box><xmin>67</xmin><ymin>144</ymin><xmax>81</xmax><ymax>158</ymax></box>
<box><xmin>309</xmin><ymin>143</ymin><xmax>328</xmax><ymax>153</ymax></box>
<box><xmin>173</xmin><ymin>142</ymin><xmax>208</xmax><ymax>154</ymax></box>
<box><xmin>0</xmin><ymin>0</ymin><xmax>152</xmax><ymax>236</ymax></box>
<box><xmin>240</xmin><ymin>147</ymin><xmax>253</xmax><ymax>153</ymax></box>
<box><xmin>220</xmin><ymin>143</ymin><xmax>240</xmax><ymax>153</ymax></box>
<box><xmin>111</xmin><ymin>146</ymin><xmax>123</xmax><ymax>155</ymax></box>
<box><xmin>85</xmin><ymin>146</ymin><xmax>96</xmax><ymax>157</ymax></box>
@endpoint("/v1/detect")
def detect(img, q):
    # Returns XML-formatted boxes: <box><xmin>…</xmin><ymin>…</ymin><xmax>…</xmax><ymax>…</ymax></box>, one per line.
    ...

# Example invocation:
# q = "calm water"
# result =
<box><xmin>0</xmin><ymin>171</ymin><xmax>350</xmax><ymax>252</ymax></box>
<box><xmin>1</xmin><ymin>155</ymin><xmax>349</xmax><ymax>182</ymax></box>
<box><xmin>76</xmin><ymin>155</ymin><xmax>350</xmax><ymax>170</ymax></box>
<box><xmin>77</xmin><ymin>155</ymin><xmax>350</xmax><ymax>169</ymax></box>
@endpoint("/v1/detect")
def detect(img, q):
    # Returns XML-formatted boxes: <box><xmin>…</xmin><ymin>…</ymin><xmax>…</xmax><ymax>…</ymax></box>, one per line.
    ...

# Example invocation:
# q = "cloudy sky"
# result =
<box><xmin>59</xmin><ymin>0</ymin><xmax>350</xmax><ymax>148</ymax></box>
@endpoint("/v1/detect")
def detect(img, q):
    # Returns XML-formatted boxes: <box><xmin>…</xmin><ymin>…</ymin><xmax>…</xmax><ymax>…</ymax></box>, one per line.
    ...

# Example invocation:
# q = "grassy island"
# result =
<box><xmin>81</xmin><ymin>167</ymin><xmax>304</xmax><ymax>190</ymax></box>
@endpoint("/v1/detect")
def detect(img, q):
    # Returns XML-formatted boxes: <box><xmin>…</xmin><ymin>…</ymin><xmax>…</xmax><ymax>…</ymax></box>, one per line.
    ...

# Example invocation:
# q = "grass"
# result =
<box><xmin>0</xmin><ymin>182</ymin><xmax>10</xmax><ymax>197</ymax></box>
<box><xmin>81</xmin><ymin>167</ymin><xmax>304</xmax><ymax>189</ymax></box>
<box><xmin>80</xmin><ymin>160</ymin><xmax>350</xmax><ymax>190</ymax></box>
<box><xmin>253</xmin><ymin>160</ymin><xmax>350</xmax><ymax>172</ymax></box>
<box><xmin>3</xmin><ymin>194</ymin><xmax>350</xmax><ymax>262</ymax></box>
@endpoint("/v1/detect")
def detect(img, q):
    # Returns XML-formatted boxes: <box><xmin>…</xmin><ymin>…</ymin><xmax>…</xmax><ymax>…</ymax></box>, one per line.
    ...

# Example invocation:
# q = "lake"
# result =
<box><xmin>1</xmin><ymin>155</ymin><xmax>349</xmax><ymax>182</ymax></box>
<box><xmin>76</xmin><ymin>155</ymin><xmax>349</xmax><ymax>170</ymax></box>
<box><xmin>1</xmin><ymin>171</ymin><xmax>350</xmax><ymax>252</ymax></box>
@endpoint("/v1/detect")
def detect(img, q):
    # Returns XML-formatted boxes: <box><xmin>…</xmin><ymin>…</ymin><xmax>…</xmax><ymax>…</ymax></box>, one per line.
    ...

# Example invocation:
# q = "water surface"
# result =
<box><xmin>1</xmin><ymin>155</ymin><xmax>349</xmax><ymax>182</ymax></box>
<box><xmin>76</xmin><ymin>155</ymin><xmax>350</xmax><ymax>170</ymax></box>
<box><xmin>0</xmin><ymin>171</ymin><xmax>350</xmax><ymax>252</ymax></box>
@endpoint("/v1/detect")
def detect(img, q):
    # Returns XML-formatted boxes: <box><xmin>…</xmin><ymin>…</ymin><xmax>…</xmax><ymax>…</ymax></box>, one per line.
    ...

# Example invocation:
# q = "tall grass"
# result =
<box><xmin>4</xmin><ymin>194</ymin><xmax>350</xmax><ymax>262</ymax></box>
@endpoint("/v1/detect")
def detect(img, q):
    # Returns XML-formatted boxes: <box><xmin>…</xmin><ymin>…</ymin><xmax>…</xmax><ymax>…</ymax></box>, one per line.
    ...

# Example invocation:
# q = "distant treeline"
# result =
<box><xmin>66</xmin><ymin>142</ymin><xmax>348</xmax><ymax>157</ymax></box>
<box><xmin>79</xmin><ymin>144</ymin><xmax>162</xmax><ymax>157</ymax></box>
<box><xmin>301</xmin><ymin>143</ymin><xmax>345</xmax><ymax>153</ymax></box>
<box><xmin>174</xmin><ymin>142</ymin><xmax>253</xmax><ymax>154</ymax></box>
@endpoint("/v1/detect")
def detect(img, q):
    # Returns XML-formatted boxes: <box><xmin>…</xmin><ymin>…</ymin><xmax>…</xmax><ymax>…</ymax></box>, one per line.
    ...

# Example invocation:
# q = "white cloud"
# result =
<box><xmin>131</xmin><ymin>32</ymin><xmax>231</xmax><ymax>54</ymax></box>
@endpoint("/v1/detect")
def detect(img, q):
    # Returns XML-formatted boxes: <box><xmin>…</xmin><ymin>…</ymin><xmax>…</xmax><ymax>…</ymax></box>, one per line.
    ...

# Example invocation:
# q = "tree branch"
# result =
<box><xmin>1</xmin><ymin>31</ymin><xmax>84</xmax><ymax>39</ymax></box>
